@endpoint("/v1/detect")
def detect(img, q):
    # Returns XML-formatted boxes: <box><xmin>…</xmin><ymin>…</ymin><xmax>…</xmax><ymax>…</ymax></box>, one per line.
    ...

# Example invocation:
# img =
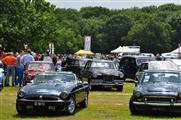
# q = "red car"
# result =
<box><xmin>23</xmin><ymin>61</ymin><xmax>55</xmax><ymax>85</ymax></box>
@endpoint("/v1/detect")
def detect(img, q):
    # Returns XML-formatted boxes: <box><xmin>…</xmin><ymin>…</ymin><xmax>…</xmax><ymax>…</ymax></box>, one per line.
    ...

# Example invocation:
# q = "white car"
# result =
<box><xmin>136</xmin><ymin>61</ymin><xmax>180</xmax><ymax>81</ymax></box>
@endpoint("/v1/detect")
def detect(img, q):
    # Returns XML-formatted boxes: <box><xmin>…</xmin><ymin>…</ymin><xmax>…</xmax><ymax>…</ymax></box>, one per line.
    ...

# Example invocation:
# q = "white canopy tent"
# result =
<box><xmin>110</xmin><ymin>46</ymin><xmax>140</xmax><ymax>54</ymax></box>
<box><xmin>171</xmin><ymin>46</ymin><xmax>181</xmax><ymax>54</ymax></box>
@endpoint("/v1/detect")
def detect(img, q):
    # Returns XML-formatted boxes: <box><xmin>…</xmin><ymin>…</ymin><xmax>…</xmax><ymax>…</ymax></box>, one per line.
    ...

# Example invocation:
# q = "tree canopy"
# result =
<box><xmin>1</xmin><ymin>1</ymin><xmax>181</xmax><ymax>54</ymax></box>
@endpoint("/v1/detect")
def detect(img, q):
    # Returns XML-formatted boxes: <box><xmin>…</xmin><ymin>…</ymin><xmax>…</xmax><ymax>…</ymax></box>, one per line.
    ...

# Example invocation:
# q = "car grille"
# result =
<box><xmin>144</xmin><ymin>96</ymin><xmax>175</xmax><ymax>103</ymax></box>
<box><xmin>103</xmin><ymin>75</ymin><xmax>114</xmax><ymax>81</ymax></box>
<box><xmin>25</xmin><ymin>96</ymin><xmax>59</xmax><ymax>100</ymax></box>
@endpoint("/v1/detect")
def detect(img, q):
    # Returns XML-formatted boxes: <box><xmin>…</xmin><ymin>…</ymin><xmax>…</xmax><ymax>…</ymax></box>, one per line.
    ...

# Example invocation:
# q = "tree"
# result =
<box><xmin>80</xmin><ymin>7</ymin><xmax>110</xmax><ymax>19</ymax></box>
<box><xmin>158</xmin><ymin>4</ymin><xmax>181</xmax><ymax>11</ymax></box>
<box><xmin>166</xmin><ymin>13</ymin><xmax>181</xmax><ymax>48</ymax></box>
<box><xmin>103</xmin><ymin>14</ymin><xmax>133</xmax><ymax>53</ymax></box>
<box><xmin>54</xmin><ymin>28</ymin><xmax>83</xmax><ymax>53</ymax></box>
<box><xmin>126</xmin><ymin>20</ymin><xmax>172</xmax><ymax>54</ymax></box>
<box><xmin>81</xmin><ymin>17</ymin><xmax>105</xmax><ymax>52</ymax></box>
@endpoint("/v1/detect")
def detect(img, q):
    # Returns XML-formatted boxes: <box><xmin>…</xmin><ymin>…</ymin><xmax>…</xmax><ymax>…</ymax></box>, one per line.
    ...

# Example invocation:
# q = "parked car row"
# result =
<box><xmin>0</xmin><ymin>56</ymin><xmax>178</xmax><ymax>115</ymax></box>
<box><xmin>58</xmin><ymin>56</ymin><xmax>181</xmax><ymax>114</ymax></box>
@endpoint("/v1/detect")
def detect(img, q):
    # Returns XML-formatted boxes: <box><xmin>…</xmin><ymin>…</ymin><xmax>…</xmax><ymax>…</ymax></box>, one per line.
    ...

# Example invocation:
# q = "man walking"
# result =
<box><xmin>2</xmin><ymin>52</ymin><xmax>16</xmax><ymax>86</ymax></box>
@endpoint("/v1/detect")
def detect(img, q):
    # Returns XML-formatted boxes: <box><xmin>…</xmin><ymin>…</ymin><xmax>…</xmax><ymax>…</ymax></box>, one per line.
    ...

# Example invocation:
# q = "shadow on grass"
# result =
<box><xmin>131</xmin><ymin>111</ymin><xmax>181</xmax><ymax>118</ymax></box>
<box><xmin>13</xmin><ymin>107</ymin><xmax>84</xmax><ymax>118</ymax></box>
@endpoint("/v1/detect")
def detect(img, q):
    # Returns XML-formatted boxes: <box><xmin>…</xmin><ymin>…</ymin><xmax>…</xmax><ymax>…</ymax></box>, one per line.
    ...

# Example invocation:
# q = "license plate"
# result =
<box><xmin>48</xmin><ymin>106</ymin><xmax>55</xmax><ymax>110</ymax></box>
<box><xmin>34</xmin><ymin>101</ymin><xmax>45</xmax><ymax>106</ymax></box>
<box><xmin>152</xmin><ymin>107</ymin><xmax>166</xmax><ymax>111</ymax></box>
<box><xmin>104</xmin><ymin>85</ymin><xmax>112</xmax><ymax>88</ymax></box>
<box><xmin>26</xmin><ymin>105</ymin><xmax>33</xmax><ymax>109</ymax></box>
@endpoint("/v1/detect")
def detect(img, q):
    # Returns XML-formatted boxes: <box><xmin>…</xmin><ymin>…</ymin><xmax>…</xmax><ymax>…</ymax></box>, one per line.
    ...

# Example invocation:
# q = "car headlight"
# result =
<box><xmin>18</xmin><ymin>91</ymin><xmax>25</xmax><ymax>98</ymax></box>
<box><xmin>178</xmin><ymin>92</ymin><xmax>181</xmax><ymax>98</ymax></box>
<box><xmin>27</xmin><ymin>75</ymin><xmax>33</xmax><ymax>80</ymax></box>
<box><xmin>60</xmin><ymin>91</ymin><xmax>68</xmax><ymax>99</ymax></box>
<box><xmin>93</xmin><ymin>73</ymin><xmax>98</xmax><ymax>78</ymax></box>
<box><xmin>134</xmin><ymin>91</ymin><xmax>142</xmax><ymax>98</ymax></box>
<box><xmin>119</xmin><ymin>72</ymin><xmax>124</xmax><ymax>78</ymax></box>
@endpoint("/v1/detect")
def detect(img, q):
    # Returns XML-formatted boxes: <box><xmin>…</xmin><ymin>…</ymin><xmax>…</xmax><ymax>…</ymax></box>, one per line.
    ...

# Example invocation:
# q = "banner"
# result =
<box><xmin>84</xmin><ymin>36</ymin><xmax>91</xmax><ymax>51</ymax></box>
<box><xmin>49</xmin><ymin>43</ymin><xmax>54</xmax><ymax>55</ymax></box>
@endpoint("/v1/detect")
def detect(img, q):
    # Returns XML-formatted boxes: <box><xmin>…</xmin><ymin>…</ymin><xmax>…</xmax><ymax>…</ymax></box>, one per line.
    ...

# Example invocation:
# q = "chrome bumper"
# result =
<box><xmin>90</xmin><ymin>79</ymin><xmax>123</xmax><ymax>86</ymax></box>
<box><xmin>133</xmin><ymin>101</ymin><xmax>181</xmax><ymax>106</ymax></box>
<box><xmin>17</xmin><ymin>99</ymin><xmax>69</xmax><ymax>103</ymax></box>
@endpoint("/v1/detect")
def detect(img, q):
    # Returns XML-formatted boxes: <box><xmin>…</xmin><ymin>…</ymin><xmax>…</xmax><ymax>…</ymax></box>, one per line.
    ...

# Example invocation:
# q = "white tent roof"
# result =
<box><xmin>111</xmin><ymin>46</ymin><xmax>140</xmax><ymax>53</ymax></box>
<box><xmin>171</xmin><ymin>47</ymin><xmax>181</xmax><ymax>54</ymax></box>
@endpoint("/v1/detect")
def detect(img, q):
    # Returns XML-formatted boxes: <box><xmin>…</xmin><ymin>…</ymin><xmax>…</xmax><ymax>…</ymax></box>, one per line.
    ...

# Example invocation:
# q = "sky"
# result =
<box><xmin>46</xmin><ymin>0</ymin><xmax>181</xmax><ymax>10</ymax></box>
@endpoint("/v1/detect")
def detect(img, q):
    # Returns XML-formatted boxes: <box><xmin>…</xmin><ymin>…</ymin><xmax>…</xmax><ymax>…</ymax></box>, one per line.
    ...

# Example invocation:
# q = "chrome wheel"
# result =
<box><xmin>67</xmin><ymin>97</ymin><xmax>76</xmax><ymax>114</ymax></box>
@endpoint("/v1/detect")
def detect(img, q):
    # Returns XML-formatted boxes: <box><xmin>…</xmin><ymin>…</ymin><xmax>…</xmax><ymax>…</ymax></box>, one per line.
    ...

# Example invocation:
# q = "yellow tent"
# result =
<box><xmin>75</xmin><ymin>50</ymin><xmax>94</xmax><ymax>55</ymax></box>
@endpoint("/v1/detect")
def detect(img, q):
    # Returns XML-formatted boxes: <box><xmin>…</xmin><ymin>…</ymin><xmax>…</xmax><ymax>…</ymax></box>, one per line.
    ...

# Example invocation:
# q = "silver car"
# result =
<box><xmin>136</xmin><ymin>61</ymin><xmax>179</xmax><ymax>81</ymax></box>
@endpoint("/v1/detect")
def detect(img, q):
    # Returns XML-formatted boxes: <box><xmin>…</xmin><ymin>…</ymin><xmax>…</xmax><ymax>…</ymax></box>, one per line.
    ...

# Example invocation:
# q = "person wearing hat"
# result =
<box><xmin>2</xmin><ymin>52</ymin><xmax>16</xmax><ymax>86</ymax></box>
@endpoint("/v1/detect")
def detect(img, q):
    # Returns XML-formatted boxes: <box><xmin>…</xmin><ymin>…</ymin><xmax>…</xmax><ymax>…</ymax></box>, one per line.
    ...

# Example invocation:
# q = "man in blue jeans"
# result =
<box><xmin>16</xmin><ymin>51</ymin><xmax>24</xmax><ymax>87</ymax></box>
<box><xmin>2</xmin><ymin>52</ymin><xmax>16</xmax><ymax>86</ymax></box>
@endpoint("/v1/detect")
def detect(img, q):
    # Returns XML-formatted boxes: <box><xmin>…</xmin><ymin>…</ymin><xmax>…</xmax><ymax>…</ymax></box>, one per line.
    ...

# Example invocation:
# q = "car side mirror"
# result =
<box><xmin>134</xmin><ymin>80</ymin><xmax>138</xmax><ymax>87</ymax></box>
<box><xmin>26</xmin><ymin>80</ymin><xmax>34</xmax><ymax>85</ymax></box>
<box><xmin>77</xmin><ymin>80</ymin><xmax>83</xmax><ymax>85</ymax></box>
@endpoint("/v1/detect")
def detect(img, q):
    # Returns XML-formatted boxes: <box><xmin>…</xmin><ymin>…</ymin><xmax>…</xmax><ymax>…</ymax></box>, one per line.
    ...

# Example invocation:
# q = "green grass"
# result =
<box><xmin>1</xmin><ymin>82</ymin><xmax>181</xmax><ymax>120</ymax></box>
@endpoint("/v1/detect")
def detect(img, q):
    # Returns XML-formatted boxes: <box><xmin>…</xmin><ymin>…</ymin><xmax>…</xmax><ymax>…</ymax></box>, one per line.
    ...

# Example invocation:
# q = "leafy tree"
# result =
<box><xmin>158</xmin><ymin>4</ymin><xmax>181</xmax><ymax>11</ymax></box>
<box><xmin>54</xmin><ymin>28</ymin><xmax>83</xmax><ymax>53</ymax></box>
<box><xmin>80</xmin><ymin>7</ymin><xmax>110</xmax><ymax>19</ymax></box>
<box><xmin>103</xmin><ymin>14</ymin><xmax>133</xmax><ymax>53</ymax></box>
<box><xmin>167</xmin><ymin>13</ymin><xmax>181</xmax><ymax>48</ymax></box>
<box><xmin>126</xmin><ymin>20</ymin><xmax>172</xmax><ymax>54</ymax></box>
<box><xmin>1</xmin><ymin>1</ymin><xmax>181</xmax><ymax>54</ymax></box>
<box><xmin>55</xmin><ymin>8</ymin><xmax>80</xmax><ymax>22</ymax></box>
<box><xmin>81</xmin><ymin>17</ymin><xmax>105</xmax><ymax>52</ymax></box>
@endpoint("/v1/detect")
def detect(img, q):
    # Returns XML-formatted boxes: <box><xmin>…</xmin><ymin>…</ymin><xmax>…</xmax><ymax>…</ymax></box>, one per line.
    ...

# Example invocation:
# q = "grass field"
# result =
<box><xmin>1</xmin><ymin>82</ymin><xmax>181</xmax><ymax>120</ymax></box>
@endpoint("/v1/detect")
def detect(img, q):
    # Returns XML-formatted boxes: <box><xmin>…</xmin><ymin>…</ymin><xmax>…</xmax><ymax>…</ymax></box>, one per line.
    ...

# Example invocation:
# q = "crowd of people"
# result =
<box><xmin>0</xmin><ymin>49</ymin><xmax>65</xmax><ymax>87</ymax></box>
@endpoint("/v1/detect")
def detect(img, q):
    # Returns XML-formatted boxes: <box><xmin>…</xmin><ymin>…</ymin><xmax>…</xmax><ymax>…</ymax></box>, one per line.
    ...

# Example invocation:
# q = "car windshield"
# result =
<box><xmin>73</xmin><ymin>60</ymin><xmax>87</xmax><ymax>67</ymax></box>
<box><xmin>28</xmin><ymin>63</ymin><xmax>54</xmax><ymax>71</ymax></box>
<box><xmin>91</xmin><ymin>62</ymin><xmax>115</xmax><ymax>69</ymax></box>
<box><xmin>142</xmin><ymin>72</ymin><xmax>181</xmax><ymax>83</ymax></box>
<box><xmin>34</xmin><ymin>73</ymin><xmax>75</xmax><ymax>83</ymax></box>
<box><xmin>149</xmin><ymin>62</ymin><xmax>179</xmax><ymax>70</ymax></box>
<box><xmin>120</xmin><ymin>57</ymin><xmax>136</xmax><ymax>66</ymax></box>
<box><xmin>136</xmin><ymin>58</ymin><xmax>153</xmax><ymax>65</ymax></box>
<box><xmin>79</xmin><ymin>60</ymin><xmax>87</xmax><ymax>67</ymax></box>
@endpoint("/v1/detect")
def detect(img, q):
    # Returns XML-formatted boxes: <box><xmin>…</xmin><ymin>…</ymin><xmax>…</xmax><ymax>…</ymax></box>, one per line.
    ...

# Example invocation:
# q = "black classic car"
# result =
<box><xmin>129</xmin><ymin>70</ymin><xmax>181</xmax><ymax>114</ymax></box>
<box><xmin>62</xmin><ymin>57</ymin><xmax>91</xmax><ymax>78</ymax></box>
<box><xmin>23</xmin><ymin>61</ymin><xmax>55</xmax><ymax>85</ymax></box>
<box><xmin>81</xmin><ymin>59</ymin><xmax>124</xmax><ymax>91</ymax></box>
<box><xmin>16</xmin><ymin>72</ymin><xmax>89</xmax><ymax>115</ymax></box>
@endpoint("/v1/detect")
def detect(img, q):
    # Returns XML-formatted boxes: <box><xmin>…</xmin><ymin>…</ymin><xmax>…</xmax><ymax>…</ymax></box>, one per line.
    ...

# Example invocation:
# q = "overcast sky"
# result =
<box><xmin>46</xmin><ymin>0</ymin><xmax>181</xmax><ymax>10</ymax></box>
